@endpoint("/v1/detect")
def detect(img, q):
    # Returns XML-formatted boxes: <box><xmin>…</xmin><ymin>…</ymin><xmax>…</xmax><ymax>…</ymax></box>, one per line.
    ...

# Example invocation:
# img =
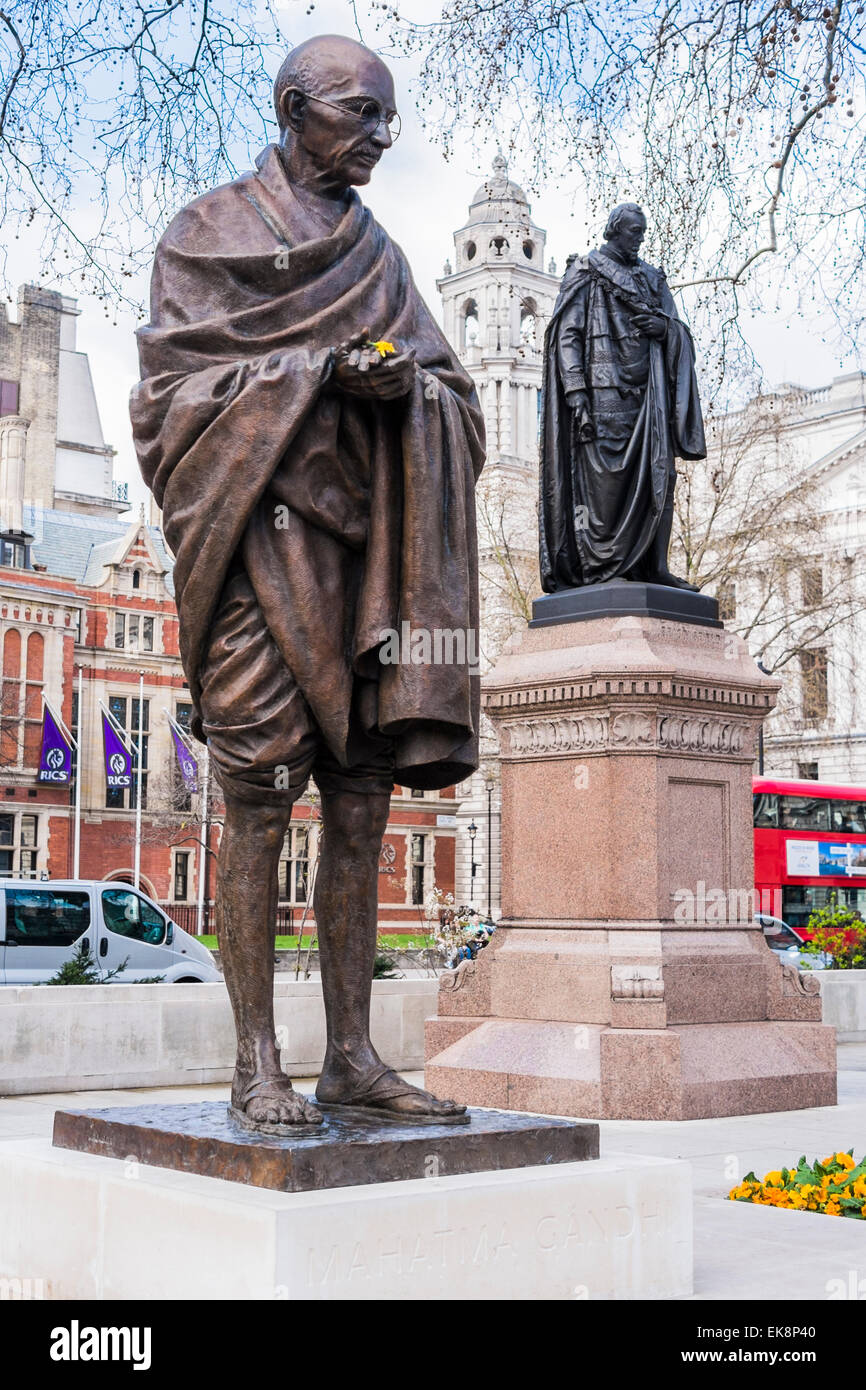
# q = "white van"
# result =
<box><xmin>0</xmin><ymin>879</ymin><xmax>222</xmax><ymax>985</ymax></box>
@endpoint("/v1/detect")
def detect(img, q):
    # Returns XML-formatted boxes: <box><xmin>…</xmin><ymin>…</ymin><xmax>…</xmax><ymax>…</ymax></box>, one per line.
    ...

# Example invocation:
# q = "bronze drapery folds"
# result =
<box><xmin>539</xmin><ymin>244</ymin><xmax>706</xmax><ymax>591</ymax></box>
<box><xmin>131</xmin><ymin>144</ymin><xmax>485</xmax><ymax>790</ymax></box>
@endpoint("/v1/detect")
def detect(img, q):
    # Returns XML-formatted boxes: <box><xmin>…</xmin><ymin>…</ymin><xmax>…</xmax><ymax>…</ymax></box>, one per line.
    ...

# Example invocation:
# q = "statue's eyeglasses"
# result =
<box><xmin>295</xmin><ymin>90</ymin><xmax>402</xmax><ymax>141</ymax></box>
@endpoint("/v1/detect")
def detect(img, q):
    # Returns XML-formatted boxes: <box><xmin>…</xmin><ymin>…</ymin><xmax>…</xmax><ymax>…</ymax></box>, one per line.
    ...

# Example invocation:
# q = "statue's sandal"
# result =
<box><xmin>228</xmin><ymin>1078</ymin><xmax>326</xmax><ymax>1137</ymax></box>
<box><xmin>316</xmin><ymin>1063</ymin><xmax>470</xmax><ymax>1126</ymax></box>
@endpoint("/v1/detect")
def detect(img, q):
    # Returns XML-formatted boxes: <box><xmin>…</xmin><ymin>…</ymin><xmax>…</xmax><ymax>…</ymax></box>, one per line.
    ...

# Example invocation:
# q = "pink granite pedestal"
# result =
<box><xmin>425</xmin><ymin>614</ymin><xmax>838</xmax><ymax>1120</ymax></box>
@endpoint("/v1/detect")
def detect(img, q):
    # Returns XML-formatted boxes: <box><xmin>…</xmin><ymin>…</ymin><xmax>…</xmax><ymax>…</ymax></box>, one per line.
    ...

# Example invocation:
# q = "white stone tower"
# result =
<box><xmin>438</xmin><ymin>156</ymin><xmax>560</xmax><ymax>917</ymax></box>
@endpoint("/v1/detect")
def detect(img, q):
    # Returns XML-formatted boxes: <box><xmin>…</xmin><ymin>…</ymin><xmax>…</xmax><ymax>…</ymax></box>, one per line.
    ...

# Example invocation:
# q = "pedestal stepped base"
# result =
<box><xmin>426</xmin><ymin>611</ymin><xmax>838</xmax><ymax>1121</ymax></box>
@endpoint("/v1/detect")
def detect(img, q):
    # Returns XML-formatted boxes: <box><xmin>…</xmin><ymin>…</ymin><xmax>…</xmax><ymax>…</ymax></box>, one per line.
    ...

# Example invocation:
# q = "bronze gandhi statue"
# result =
<box><xmin>539</xmin><ymin>202</ymin><xmax>707</xmax><ymax>592</ymax></box>
<box><xmin>130</xmin><ymin>36</ymin><xmax>484</xmax><ymax>1129</ymax></box>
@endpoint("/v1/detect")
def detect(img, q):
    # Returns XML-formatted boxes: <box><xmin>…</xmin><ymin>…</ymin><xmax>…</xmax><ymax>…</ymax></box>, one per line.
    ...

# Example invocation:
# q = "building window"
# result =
<box><xmin>0</xmin><ymin>629</ymin><xmax>42</xmax><ymax>767</ymax></box>
<box><xmin>0</xmin><ymin>539</ymin><xmax>30</xmax><ymax>568</ymax></box>
<box><xmin>0</xmin><ymin>813</ymin><xmax>13</xmax><ymax>875</ymax></box>
<box><xmin>105</xmin><ymin>695</ymin><xmax>149</xmax><ymax>810</ymax></box>
<box><xmin>132</xmin><ymin>569</ymin><xmax>141</xmax><ymax>590</ymax></box>
<box><xmin>172</xmin><ymin>701</ymin><xmax>194</xmax><ymax>811</ymax></box>
<box><xmin>802</xmin><ymin>566</ymin><xmax>823</xmax><ymax>608</ymax></box>
<box><xmin>114</xmin><ymin>613</ymin><xmax>155</xmax><ymax>651</ymax></box>
<box><xmin>411</xmin><ymin>833</ymin><xmax>428</xmax><ymax>905</ymax></box>
<box><xmin>0</xmin><ymin>379</ymin><xmax>19</xmax><ymax>415</ymax></box>
<box><xmin>463</xmin><ymin>299</ymin><xmax>479</xmax><ymax>349</ymax></box>
<box><xmin>173</xmin><ymin>851</ymin><xmax>190</xmax><ymax>901</ymax></box>
<box><xmin>129</xmin><ymin>698</ymin><xmax>149</xmax><ymax>809</ymax></box>
<box><xmin>520</xmin><ymin>299</ymin><xmax>537</xmax><ymax>347</ymax></box>
<box><xmin>23</xmin><ymin>632</ymin><xmax>43</xmax><ymax>767</ymax></box>
<box><xmin>800</xmin><ymin>649</ymin><xmax>828</xmax><ymax>725</ymax></box>
<box><xmin>1</xmin><ymin>627</ymin><xmax>22</xmax><ymax>766</ymax></box>
<box><xmin>0</xmin><ymin>812</ymin><xmax>38</xmax><ymax>877</ymax></box>
<box><xmin>798</xmin><ymin>762</ymin><xmax>820</xmax><ymax>781</ymax></box>
<box><xmin>281</xmin><ymin>826</ymin><xmax>310</xmax><ymax>904</ymax></box>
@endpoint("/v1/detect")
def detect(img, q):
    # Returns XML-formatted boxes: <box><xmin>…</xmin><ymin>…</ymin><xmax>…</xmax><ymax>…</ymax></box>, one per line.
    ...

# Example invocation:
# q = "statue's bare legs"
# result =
<box><xmin>217</xmin><ymin>792</ymin><xmax>323</xmax><ymax>1127</ymax></box>
<box><xmin>315</xmin><ymin>788</ymin><xmax>465</xmax><ymax>1118</ymax></box>
<box><xmin>218</xmin><ymin>784</ymin><xmax>465</xmax><ymax>1128</ymax></box>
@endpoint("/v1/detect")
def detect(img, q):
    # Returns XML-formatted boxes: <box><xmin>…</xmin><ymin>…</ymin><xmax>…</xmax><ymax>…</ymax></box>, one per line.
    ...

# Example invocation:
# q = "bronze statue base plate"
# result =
<box><xmin>52</xmin><ymin>1102</ymin><xmax>599</xmax><ymax>1194</ymax></box>
<box><xmin>530</xmin><ymin>579</ymin><xmax>722</xmax><ymax>629</ymax></box>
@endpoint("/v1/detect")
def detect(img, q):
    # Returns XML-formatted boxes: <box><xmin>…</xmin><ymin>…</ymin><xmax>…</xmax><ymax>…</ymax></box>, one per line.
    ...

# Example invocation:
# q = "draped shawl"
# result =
<box><xmin>130</xmin><ymin>145</ymin><xmax>485</xmax><ymax>789</ymax></box>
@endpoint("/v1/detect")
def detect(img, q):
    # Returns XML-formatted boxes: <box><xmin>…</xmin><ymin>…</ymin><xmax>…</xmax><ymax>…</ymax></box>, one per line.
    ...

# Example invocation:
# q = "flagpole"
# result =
<box><xmin>134</xmin><ymin>671</ymin><xmax>143</xmax><ymax>890</ymax></box>
<box><xmin>196</xmin><ymin>745</ymin><xmax>210</xmax><ymax>936</ymax></box>
<box><xmin>74</xmin><ymin>668</ymin><xmax>82</xmax><ymax>879</ymax></box>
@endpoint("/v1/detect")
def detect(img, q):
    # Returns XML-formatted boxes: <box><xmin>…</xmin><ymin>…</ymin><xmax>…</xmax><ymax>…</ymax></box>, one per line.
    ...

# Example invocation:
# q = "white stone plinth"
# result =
<box><xmin>819</xmin><ymin>970</ymin><xmax>866</xmax><ymax>1041</ymax></box>
<box><xmin>0</xmin><ymin>1138</ymin><xmax>692</xmax><ymax>1301</ymax></box>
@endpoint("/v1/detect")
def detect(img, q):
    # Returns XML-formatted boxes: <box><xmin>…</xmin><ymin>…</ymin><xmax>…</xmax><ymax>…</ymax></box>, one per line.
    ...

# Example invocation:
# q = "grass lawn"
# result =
<box><xmin>197</xmin><ymin>933</ymin><xmax>430</xmax><ymax>950</ymax></box>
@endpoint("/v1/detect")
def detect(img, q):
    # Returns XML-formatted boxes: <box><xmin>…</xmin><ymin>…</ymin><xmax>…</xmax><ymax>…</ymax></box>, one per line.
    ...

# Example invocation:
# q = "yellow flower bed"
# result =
<box><xmin>729</xmin><ymin>1151</ymin><xmax>866</xmax><ymax>1218</ymax></box>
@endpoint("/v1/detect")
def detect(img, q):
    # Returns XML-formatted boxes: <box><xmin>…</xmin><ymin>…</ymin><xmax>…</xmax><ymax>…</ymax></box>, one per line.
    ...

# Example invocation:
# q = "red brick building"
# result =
<box><xmin>0</xmin><ymin>286</ymin><xmax>456</xmax><ymax>932</ymax></box>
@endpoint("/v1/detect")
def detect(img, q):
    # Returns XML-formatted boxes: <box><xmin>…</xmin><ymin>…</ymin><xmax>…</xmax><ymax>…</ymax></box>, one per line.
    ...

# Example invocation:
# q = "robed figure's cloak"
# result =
<box><xmin>130</xmin><ymin>145</ymin><xmax>485</xmax><ymax>790</ymax></box>
<box><xmin>539</xmin><ymin>249</ymin><xmax>706</xmax><ymax>591</ymax></box>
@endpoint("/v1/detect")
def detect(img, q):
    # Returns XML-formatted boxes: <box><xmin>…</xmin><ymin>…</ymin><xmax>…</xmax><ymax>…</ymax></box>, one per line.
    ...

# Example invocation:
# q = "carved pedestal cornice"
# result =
<box><xmin>496</xmin><ymin>706</ymin><xmax>758</xmax><ymax>761</ymax></box>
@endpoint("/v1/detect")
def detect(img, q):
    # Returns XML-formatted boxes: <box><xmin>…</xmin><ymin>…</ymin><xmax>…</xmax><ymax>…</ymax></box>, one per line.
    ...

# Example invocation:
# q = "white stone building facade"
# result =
<box><xmin>0</xmin><ymin>286</ymin><xmax>127</xmax><ymax>536</ymax></box>
<box><xmin>705</xmin><ymin>373</ymin><xmax>866</xmax><ymax>785</ymax></box>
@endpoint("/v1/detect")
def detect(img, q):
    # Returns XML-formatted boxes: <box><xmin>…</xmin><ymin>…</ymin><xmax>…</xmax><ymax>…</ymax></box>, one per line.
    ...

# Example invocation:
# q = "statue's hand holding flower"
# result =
<box><xmin>332</xmin><ymin>326</ymin><xmax>416</xmax><ymax>400</ymax></box>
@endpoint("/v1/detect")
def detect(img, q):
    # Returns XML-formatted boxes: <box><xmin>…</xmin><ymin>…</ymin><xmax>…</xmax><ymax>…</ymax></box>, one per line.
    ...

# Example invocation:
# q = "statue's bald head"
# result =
<box><xmin>273</xmin><ymin>35</ymin><xmax>393</xmax><ymax>132</ymax></box>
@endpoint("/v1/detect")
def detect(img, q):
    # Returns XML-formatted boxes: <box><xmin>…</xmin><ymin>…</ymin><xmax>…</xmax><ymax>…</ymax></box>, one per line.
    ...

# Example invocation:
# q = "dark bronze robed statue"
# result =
<box><xmin>539</xmin><ymin>203</ymin><xmax>706</xmax><ymax>592</ymax></box>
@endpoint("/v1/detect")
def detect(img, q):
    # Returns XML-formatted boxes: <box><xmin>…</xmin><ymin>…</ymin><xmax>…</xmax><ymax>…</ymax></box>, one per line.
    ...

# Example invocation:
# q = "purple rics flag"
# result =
<box><xmin>170</xmin><ymin>723</ymin><xmax>198</xmax><ymax>793</ymax></box>
<box><xmin>101</xmin><ymin>711</ymin><xmax>132</xmax><ymax>790</ymax></box>
<box><xmin>37</xmin><ymin>705</ymin><xmax>72</xmax><ymax>784</ymax></box>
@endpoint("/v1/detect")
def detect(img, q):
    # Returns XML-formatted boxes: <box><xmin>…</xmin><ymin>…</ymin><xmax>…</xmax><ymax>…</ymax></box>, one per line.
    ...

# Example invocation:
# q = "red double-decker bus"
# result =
<box><xmin>753</xmin><ymin>776</ymin><xmax>866</xmax><ymax>937</ymax></box>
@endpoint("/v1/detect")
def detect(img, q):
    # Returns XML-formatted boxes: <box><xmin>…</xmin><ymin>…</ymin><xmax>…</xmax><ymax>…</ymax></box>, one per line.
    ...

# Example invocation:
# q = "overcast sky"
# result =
<box><xmin>4</xmin><ymin>0</ymin><xmax>862</xmax><ymax>518</ymax></box>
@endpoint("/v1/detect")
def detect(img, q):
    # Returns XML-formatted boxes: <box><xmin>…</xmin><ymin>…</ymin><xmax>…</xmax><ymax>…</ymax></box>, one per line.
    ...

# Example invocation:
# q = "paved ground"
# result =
<box><xmin>2</xmin><ymin>1044</ymin><xmax>864</xmax><ymax>1301</ymax></box>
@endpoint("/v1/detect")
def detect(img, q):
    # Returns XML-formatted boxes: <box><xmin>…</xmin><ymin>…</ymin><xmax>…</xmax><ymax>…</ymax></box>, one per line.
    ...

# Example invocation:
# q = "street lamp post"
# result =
<box><xmin>757</xmin><ymin>660</ymin><xmax>770</xmax><ymax>774</ymax></box>
<box><xmin>134</xmin><ymin>669</ymin><xmax>143</xmax><ymax>890</ymax></box>
<box><xmin>73</xmin><ymin>666</ymin><xmax>82</xmax><ymax>879</ymax></box>
<box><xmin>467</xmin><ymin>820</ymin><xmax>478</xmax><ymax>908</ymax></box>
<box><xmin>486</xmin><ymin>782</ymin><xmax>493</xmax><ymax>919</ymax></box>
<box><xmin>196</xmin><ymin>744</ymin><xmax>210</xmax><ymax>936</ymax></box>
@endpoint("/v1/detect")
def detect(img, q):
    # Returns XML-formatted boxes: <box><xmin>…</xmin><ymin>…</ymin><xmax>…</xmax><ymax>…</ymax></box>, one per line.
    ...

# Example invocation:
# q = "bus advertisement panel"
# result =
<box><xmin>753</xmin><ymin>776</ymin><xmax>866</xmax><ymax>937</ymax></box>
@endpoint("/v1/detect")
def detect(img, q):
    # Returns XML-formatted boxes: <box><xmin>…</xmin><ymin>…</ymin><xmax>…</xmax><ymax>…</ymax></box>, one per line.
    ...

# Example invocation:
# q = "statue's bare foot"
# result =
<box><xmin>230</xmin><ymin>1071</ymin><xmax>323</xmax><ymax>1131</ymax></box>
<box><xmin>317</xmin><ymin>1057</ymin><xmax>467</xmax><ymax>1124</ymax></box>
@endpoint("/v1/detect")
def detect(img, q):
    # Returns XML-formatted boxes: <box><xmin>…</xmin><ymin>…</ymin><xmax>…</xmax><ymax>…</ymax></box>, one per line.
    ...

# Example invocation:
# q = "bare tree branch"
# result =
<box><xmin>385</xmin><ymin>0</ymin><xmax>866</xmax><ymax>387</ymax></box>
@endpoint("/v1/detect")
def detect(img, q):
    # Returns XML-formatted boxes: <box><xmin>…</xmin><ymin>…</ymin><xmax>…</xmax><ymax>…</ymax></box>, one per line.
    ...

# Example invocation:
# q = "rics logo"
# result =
<box><xmin>110</xmin><ymin>753</ymin><xmax>127</xmax><ymax>776</ymax></box>
<box><xmin>46</xmin><ymin>747</ymin><xmax>65</xmax><ymax>770</ymax></box>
